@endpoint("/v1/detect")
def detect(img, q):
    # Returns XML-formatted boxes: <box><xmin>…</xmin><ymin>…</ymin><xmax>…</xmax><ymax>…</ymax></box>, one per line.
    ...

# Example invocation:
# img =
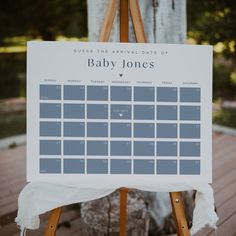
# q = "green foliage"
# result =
<box><xmin>213</xmin><ymin>63</ymin><xmax>236</xmax><ymax>100</ymax></box>
<box><xmin>0</xmin><ymin>111</ymin><xmax>26</xmax><ymax>138</ymax></box>
<box><xmin>0</xmin><ymin>0</ymin><xmax>87</xmax><ymax>42</ymax></box>
<box><xmin>213</xmin><ymin>108</ymin><xmax>236</xmax><ymax>128</ymax></box>
<box><xmin>187</xmin><ymin>0</ymin><xmax>236</xmax><ymax>59</ymax></box>
<box><xmin>0</xmin><ymin>53</ymin><xmax>26</xmax><ymax>99</ymax></box>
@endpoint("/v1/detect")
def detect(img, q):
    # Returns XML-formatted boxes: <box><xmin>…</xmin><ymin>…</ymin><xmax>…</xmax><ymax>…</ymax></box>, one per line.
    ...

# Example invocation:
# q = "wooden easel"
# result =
<box><xmin>45</xmin><ymin>1</ymin><xmax>190</xmax><ymax>235</ymax></box>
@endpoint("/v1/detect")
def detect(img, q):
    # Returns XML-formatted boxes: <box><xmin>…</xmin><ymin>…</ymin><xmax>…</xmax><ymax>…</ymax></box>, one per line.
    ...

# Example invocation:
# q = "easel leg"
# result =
<box><xmin>45</xmin><ymin>207</ymin><xmax>62</xmax><ymax>236</ymax></box>
<box><xmin>170</xmin><ymin>192</ymin><xmax>190</xmax><ymax>236</ymax></box>
<box><xmin>99</xmin><ymin>0</ymin><xmax>117</xmax><ymax>42</ymax></box>
<box><xmin>119</xmin><ymin>188</ymin><xmax>129</xmax><ymax>236</ymax></box>
<box><xmin>129</xmin><ymin>0</ymin><xmax>146</xmax><ymax>43</ymax></box>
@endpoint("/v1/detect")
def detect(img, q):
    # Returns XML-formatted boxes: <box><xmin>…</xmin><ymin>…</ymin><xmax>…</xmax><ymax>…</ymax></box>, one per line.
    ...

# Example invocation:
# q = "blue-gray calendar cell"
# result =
<box><xmin>87</xmin><ymin>86</ymin><xmax>108</xmax><ymax>101</ymax></box>
<box><xmin>157</xmin><ymin>87</ymin><xmax>178</xmax><ymax>102</ymax></box>
<box><xmin>63</xmin><ymin>159</ymin><xmax>85</xmax><ymax>173</ymax></box>
<box><xmin>134</xmin><ymin>123</ymin><xmax>154</xmax><ymax>138</ymax></box>
<box><xmin>64</xmin><ymin>140</ymin><xmax>85</xmax><ymax>155</ymax></box>
<box><xmin>87</xmin><ymin>104</ymin><xmax>108</xmax><ymax>119</ymax></box>
<box><xmin>110</xmin><ymin>105</ymin><xmax>131</xmax><ymax>119</ymax></box>
<box><xmin>180</xmin><ymin>142</ymin><xmax>200</xmax><ymax>157</ymax></box>
<box><xmin>156</xmin><ymin>141</ymin><xmax>177</xmax><ymax>156</ymax></box>
<box><xmin>64</xmin><ymin>85</ymin><xmax>85</xmax><ymax>100</ymax></box>
<box><xmin>40</xmin><ymin>122</ymin><xmax>61</xmax><ymax>137</ymax></box>
<box><xmin>134</xmin><ymin>141</ymin><xmax>154</xmax><ymax>156</ymax></box>
<box><xmin>40</xmin><ymin>140</ymin><xmax>61</xmax><ymax>155</ymax></box>
<box><xmin>156</xmin><ymin>160</ymin><xmax>177</xmax><ymax>174</ymax></box>
<box><xmin>180</xmin><ymin>88</ymin><xmax>200</xmax><ymax>102</ymax></box>
<box><xmin>180</xmin><ymin>106</ymin><xmax>200</xmax><ymax>120</ymax></box>
<box><xmin>134</xmin><ymin>105</ymin><xmax>154</xmax><ymax>120</ymax></box>
<box><xmin>87</xmin><ymin>159</ymin><xmax>108</xmax><ymax>174</ymax></box>
<box><xmin>64</xmin><ymin>104</ymin><xmax>85</xmax><ymax>119</ymax></box>
<box><xmin>110</xmin><ymin>159</ymin><xmax>131</xmax><ymax>174</ymax></box>
<box><xmin>40</xmin><ymin>158</ymin><xmax>61</xmax><ymax>173</ymax></box>
<box><xmin>180</xmin><ymin>160</ymin><xmax>200</xmax><ymax>175</ymax></box>
<box><xmin>40</xmin><ymin>103</ymin><xmax>61</xmax><ymax>118</ymax></box>
<box><xmin>111</xmin><ymin>141</ymin><xmax>131</xmax><ymax>156</ymax></box>
<box><xmin>156</xmin><ymin>123</ymin><xmax>177</xmax><ymax>138</ymax></box>
<box><xmin>87</xmin><ymin>141</ymin><xmax>108</xmax><ymax>156</ymax></box>
<box><xmin>156</xmin><ymin>105</ymin><xmax>177</xmax><ymax>120</ymax></box>
<box><xmin>134</xmin><ymin>160</ymin><xmax>154</xmax><ymax>174</ymax></box>
<box><xmin>111</xmin><ymin>86</ymin><xmax>132</xmax><ymax>101</ymax></box>
<box><xmin>40</xmin><ymin>85</ymin><xmax>61</xmax><ymax>100</ymax></box>
<box><xmin>134</xmin><ymin>87</ymin><xmax>155</xmax><ymax>101</ymax></box>
<box><xmin>180</xmin><ymin>124</ymin><xmax>200</xmax><ymax>139</ymax></box>
<box><xmin>111</xmin><ymin>123</ymin><xmax>131</xmax><ymax>137</ymax></box>
<box><xmin>87</xmin><ymin>122</ymin><xmax>108</xmax><ymax>137</ymax></box>
<box><xmin>64</xmin><ymin>122</ymin><xmax>85</xmax><ymax>137</ymax></box>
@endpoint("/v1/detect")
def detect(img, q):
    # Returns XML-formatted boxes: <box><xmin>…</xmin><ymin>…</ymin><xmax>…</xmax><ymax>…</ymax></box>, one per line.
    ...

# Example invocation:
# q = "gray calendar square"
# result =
<box><xmin>111</xmin><ymin>105</ymin><xmax>131</xmax><ymax>120</ymax></box>
<box><xmin>110</xmin><ymin>159</ymin><xmax>131</xmax><ymax>174</ymax></box>
<box><xmin>111</xmin><ymin>123</ymin><xmax>131</xmax><ymax>137</ymax></box>
<box><xmin>64</xmin><ymin>104</ymin><xmax>85</xmax><ymax>119</ymax></box>
<box><xmin>157</xmin><ymin>87</ymin><xmax>177</xmax><ymax>102</ymax></box>
<box><xmin>64</xmin><ymin>140</ymin><xmax>85</xmax><ymax>155</ymax></box>
<box><xmin>180</xmin><ymin>160</ymin><xmax>200</xmax><ymax>175</ymax></box>
<box><xmin>63</xmin><ymin>159</ymin><xmax>85</xmax><ymax>173</ymax></box>
<box><xmin>156</xmin><ymin>123</ymin><xmax>177</xmax><ymax>138</ymax></box>
<box><xmin>134</xmin><ymin>141</ymin><xmax>154</xmax><ymax>156</ymax></box>
<box><xmin>40</xmin><ymin>103</ymin><xmax>61</xmax><ymax>119</ymax></box>
<box><xmin>156</xmin><ymin>141</ymin><xmax>177</xmax><ymax>156</ymax></box>
<box><xmin>180</xmin><ymin>106</ymin><xmax>200</xmax><ymax>120</ymax></box>
<box><xmin>87</xmin><ymin>122</ymin><xmax>108</xmax><ymax>137</ymax></box>
<box><xmin>134</xmin><ymin>105</ymin><xmax>154</xmax><ymax>120</ymax></box>
<box><xmin>180</xmin><ymin>142</ymin><xmax>200</xmax><ymax>156</ymax></box>
<box><xmin>40</xmin><ymin>159</ymin><xmax>61</xmax><ymax>173</ymax></box>
<box><xmin>156</xmin><ymin>160</ymin><xmax>177</xmax><ymax>174</ymax></box>
<box><xmin>134</xmin><ymin>123</ymin><xmax>154</xmax><ymax>138</ymax></box>
<box><xmin>64</xmin><ymin>122</ymin><xmax>85</xmax><ymax>137</ymax></box>
<box><xmin>40</xmin><ymin>140</ymin><xmax>61</xmax><ymax>155</ymax></box>
<box><xmin>134</xmin><ymin>87</ymin><xmax>155</xmax><ymax>101</ymax></box>
<box><xmin>180</xmin><ymin>124</ymin><xmax>200</xmax><ymax>139</ymax></box>
<box><xmin>111</xmin><ymin>86</ymin><xmax>131</xmax><ymax>101</ymax></box>
<box><xmin>87</xmin><ymin>86</ymin><xmax>108</xmax><ymax>101</ymax></box>
<box><xmin>134</xmin><ymin>160</ymin><xmax>154</xmax><ymax>174</ymax></box>
<box><xmin>111</xmin><ymin>141</ymin><xmax>131</xmax><ymax>156</ymax></box>
<box><xmin>87</xmin><ymin>159</ymin><xmax>108</xmax><ymax>174</ymax></box>
<box><xmin>180</xmin><ymin>88</ymin><xmax>200</xmax><ymax>102</ymax></box>
<box><xmin>87</xmin><ymin>141</ymin><xmax>108</xmax><ymax>156</ymax></box>
<box><xmin>40</xmin><ymin>122</ymin><xmax>61</xmax><ymax>137</ymax></box>
<box><xmin>64</xmin><ymin>85</ymin><xmax>85</xmax><ymax>100</ymax></box>
<box><xmin>156</xmin><ymin>105</ymin><xmax>177</xmax><ymax>120</ymax></box>
<box><xmin>87</xmin><ymin>104</ymin><xmax>108</xmax><ymax>119</ymax></box>
<box><xmin>40</xmin><ymin>85</ymin><xmax>61</xmax><ymax>100</ymax></box>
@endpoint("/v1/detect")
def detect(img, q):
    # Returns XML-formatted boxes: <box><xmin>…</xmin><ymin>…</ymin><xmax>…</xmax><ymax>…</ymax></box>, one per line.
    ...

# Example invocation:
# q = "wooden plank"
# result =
<box><xmin>208</xmin><ymin>212</ymin><xmax>236</xmax><ymax>236</ymax></box>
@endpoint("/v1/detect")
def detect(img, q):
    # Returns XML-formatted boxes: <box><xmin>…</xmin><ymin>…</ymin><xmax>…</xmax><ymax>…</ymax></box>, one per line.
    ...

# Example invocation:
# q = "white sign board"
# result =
<box><xmin>27</xmin><ymin>42</ymin><xmax>212</xmax><ymax>187</ymax></box>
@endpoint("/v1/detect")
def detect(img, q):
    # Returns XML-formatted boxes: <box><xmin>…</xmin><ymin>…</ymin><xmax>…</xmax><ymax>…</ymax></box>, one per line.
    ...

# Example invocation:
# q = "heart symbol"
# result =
<box><xmin>119</xmin><ymin>74</ymin><xmax>123</xmax><ymax>77</ymax></box>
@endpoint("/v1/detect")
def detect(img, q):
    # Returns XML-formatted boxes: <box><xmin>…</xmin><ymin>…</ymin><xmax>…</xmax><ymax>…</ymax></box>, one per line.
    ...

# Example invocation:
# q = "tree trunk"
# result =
<box><xmin>85</xmin><ymin>0</ymin><xmax>190</xmax><ymax>234</ymax></box>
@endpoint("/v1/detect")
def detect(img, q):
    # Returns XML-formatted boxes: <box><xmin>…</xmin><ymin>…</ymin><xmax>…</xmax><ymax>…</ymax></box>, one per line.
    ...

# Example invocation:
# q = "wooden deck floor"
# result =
<box><xmin>0</xmin><ymin>132</ymin><xmax>236</xmax><ymax>235</ymax></box>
